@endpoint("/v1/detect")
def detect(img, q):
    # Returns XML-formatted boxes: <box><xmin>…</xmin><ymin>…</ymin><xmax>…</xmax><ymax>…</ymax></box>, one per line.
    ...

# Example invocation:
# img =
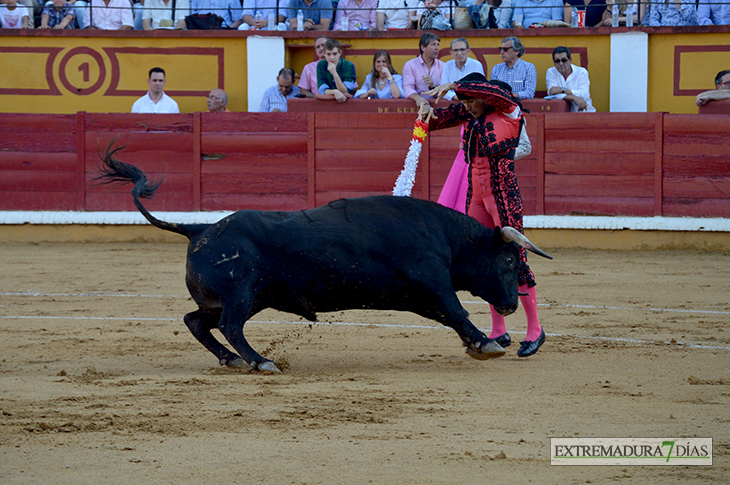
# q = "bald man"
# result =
<box><xmin>207</xmin><ymin>89</ymin><xmax>230</xmax><ymax>112</ymax></box>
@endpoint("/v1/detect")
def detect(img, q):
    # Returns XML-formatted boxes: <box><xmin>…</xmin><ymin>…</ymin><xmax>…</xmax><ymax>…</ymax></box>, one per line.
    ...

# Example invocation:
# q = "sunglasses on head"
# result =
<box><xmin>554</xmin><ymin>58</ymin><xmax>570</xmax><ymax>64</ymax></box>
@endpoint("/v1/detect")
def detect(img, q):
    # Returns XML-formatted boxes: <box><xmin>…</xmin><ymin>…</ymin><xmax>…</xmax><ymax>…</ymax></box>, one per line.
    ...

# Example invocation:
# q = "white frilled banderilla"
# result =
<box><xmin>392</xmin><ymin>112</ymin><xmax>432</xmax><ymax>197</ymax></box>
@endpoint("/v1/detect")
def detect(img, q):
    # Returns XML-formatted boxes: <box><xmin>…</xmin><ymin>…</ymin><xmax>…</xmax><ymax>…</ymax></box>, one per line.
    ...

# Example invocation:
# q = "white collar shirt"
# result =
<box><xmin>545</xmin><ymin>64</ymin><xmax>596</xmax><ymax>112</ymax></box>
<box><xmin>442</xmin><ymin>57</ymin><xmax>485</xmax><ymax>100</ymax></box>
<box><xmin>131</xmin><ymin>92</ymin><xmax>180</xmax><ymax>114</ymax></box>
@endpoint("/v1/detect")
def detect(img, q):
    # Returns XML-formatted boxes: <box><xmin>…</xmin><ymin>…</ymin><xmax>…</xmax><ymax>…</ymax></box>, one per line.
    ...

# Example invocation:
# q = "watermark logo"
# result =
<box><xmin>551</xmin><ymin>438</ymin><xmax>712</xmax><ymax>466</ymax></box>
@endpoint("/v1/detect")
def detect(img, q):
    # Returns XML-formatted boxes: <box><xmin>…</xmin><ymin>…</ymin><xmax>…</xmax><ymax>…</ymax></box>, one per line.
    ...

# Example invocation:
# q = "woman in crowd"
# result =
<box><xmin>648</xmin><ymin>0</ymin><xmax>697</xmax><ymax>26</ymax></box>
<box><xmin>354</xmin><ymin>50</ymin><xmax>403</xmax><ymax>99</ymax></box>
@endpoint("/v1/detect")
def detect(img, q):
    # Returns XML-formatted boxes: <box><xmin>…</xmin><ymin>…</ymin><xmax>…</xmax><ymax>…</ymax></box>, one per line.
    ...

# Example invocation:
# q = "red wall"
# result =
<box><xmin>1</xmin><ymin>111</ymin><xmax>728</xmax><ymax>218</ymax></box>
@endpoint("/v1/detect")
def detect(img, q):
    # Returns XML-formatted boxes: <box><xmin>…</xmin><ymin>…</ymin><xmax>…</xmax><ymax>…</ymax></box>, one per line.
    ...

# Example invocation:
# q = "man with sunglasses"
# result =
<box><xmin>490</xmin><ymin>36</ymin><xmax>536</xmax><ymax>100</ymax></box>
<box><xmin>695</xmin><ymin>70</ymin><xmax>730</xmax><ymax>107</ymax></box>
<box><xmin>545</xmin><ymin>46</ymin><xmax>595</xmax><ymax>112</ymax></box>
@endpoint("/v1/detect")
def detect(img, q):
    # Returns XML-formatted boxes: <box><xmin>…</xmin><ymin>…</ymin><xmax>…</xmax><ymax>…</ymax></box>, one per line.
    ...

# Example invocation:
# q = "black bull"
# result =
<box><xmin>97</xmin><ymin>146</ymin><xmax>552</xmax><ymax>372</ymax></box>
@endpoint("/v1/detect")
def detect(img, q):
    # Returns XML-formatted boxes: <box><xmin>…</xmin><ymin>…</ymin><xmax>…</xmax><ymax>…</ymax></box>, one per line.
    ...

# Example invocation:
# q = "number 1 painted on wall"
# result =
<box><xmin>78</xmin><ymin>62</ymin><xmax>90</xmax><ymax>83</ymax></box>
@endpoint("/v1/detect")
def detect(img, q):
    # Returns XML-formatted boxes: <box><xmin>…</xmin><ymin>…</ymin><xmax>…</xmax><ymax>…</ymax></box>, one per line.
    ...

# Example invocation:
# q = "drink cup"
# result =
<box><xmin>577</xmin><ymin>10</ymin><xmax>585</xmax><ymax>27</ymax></box>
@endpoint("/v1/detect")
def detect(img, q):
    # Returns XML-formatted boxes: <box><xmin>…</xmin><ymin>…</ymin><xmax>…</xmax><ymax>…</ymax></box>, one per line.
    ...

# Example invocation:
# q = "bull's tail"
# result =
<box><xmin>95</xmin><ymin>141</ymin><xmax>201</xmax><ymax>240</ymax></box>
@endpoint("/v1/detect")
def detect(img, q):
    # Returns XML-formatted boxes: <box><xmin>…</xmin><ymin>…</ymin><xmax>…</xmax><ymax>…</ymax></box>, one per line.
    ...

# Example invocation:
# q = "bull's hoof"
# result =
<box><xmin>256</xmin><ymin>360</ymin><xmax>282</xmax><ymax>373</ymax></box>
<box><xmin>219</xmin><ymin>357</ymin><xmax>250</xmax><ymax>369</ymax></box>
<box><xmin>465</xmin><ymin>340</ymin><xmax>506</xmax><ymax>360</ymax></box>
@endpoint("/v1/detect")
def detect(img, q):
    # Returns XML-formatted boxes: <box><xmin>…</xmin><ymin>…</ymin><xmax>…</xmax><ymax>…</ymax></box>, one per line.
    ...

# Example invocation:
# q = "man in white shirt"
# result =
<box><xmin>545</xmin><ymin>46</ymin><xmax>595</xmax><ymax>112</ymax></box>
<box><xmin>84</xmin><ymin>0</ymin><xmax>134</xmax><ymax>29</ymax></box>
<box><xmin>376</xmin><ymin>0</ymin><xmax>418</xmax><ymax>30</ymax></box>
<box><xmin>143</xmin><ymin>0</ymin><xmax>190</xmax><ymax>29</ymax></box>
<box><xmin>441</xmin><ymin>38</ymin><xmax>485</xmax><ymax>101</ymax></box>
<box><xmin>131</xmin><ymin>67</ymin><xmax>180</xmax><ymax>114</ymax></box>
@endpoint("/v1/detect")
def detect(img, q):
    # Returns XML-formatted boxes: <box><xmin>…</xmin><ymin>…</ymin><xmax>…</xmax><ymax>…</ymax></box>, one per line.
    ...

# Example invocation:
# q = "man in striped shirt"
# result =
<box><xmin>259</xmin><ymin>68</ymin><xmax>301</xmax><ymax>112</ymax></box>
<box><xmin>490</xmin><ymin>36</ymin><xmax>536</xmax><ymax>100</ymax></box>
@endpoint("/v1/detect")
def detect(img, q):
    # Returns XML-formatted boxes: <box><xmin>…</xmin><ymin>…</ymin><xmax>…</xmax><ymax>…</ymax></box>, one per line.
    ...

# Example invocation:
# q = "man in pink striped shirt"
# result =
<box><xmin>332</xmin><ymin>0</ymin><xmax>378</xmax><ymax>30</ymax></box>
<box><xmin>402</xmin><ymin>32</ymin><xmax>444</xmax><ymax>108</ymax></box>
<box><xmin>84</xmin><ymin>0</ymin><xmax>133</xmax><ymax>29</ymax></box>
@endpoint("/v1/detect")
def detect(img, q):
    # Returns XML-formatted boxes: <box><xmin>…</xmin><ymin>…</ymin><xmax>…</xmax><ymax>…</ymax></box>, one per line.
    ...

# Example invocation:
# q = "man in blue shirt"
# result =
<box><xmin>697</xmin><ymin>0</ymin><xmax>730</xmax><ymax>25</ymax></box>
<box><xmin>191</xmin><ymin>0</ymin><xmax>243</xmax><ymax>28</ymax></box>
<box><xmin>260</xmin><ymin>68</ymin><xmax>301</xmax><ymax>112</ymax></box>
<box><xmin>490</xmin><ymin>36</ymin><xmax>536</xmax><ymax>100</ymax></box>
<box><xmin>513</xmin><ymin>0</ymin><xmax>562</xmax><ymax>28</ymax></box>
<box><xmin>288</xmin><ymin>0</ymin><xmax>333</xmax><ymax>30</ymax></box>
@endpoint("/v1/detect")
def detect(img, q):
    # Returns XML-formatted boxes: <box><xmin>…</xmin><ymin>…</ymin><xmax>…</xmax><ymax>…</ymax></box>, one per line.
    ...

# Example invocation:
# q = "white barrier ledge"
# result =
<box><xmin>1</xmin><ymin>212</ymin><xmax>729</xmax><ymax>232</ymax></box>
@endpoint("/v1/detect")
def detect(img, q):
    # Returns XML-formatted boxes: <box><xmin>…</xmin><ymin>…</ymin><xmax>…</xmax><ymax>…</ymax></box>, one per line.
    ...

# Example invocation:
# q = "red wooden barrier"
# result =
<box><xmin>0</xmin><ymin>111</ymin><xmax>728</xmax><ymax>218</ymax></box>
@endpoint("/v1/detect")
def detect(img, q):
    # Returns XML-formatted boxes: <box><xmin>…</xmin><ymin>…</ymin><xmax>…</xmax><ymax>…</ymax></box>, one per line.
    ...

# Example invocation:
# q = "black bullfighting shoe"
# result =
<box><xmin>493</xmin><ymin>332</ymin><xmax>511</xmax><ymax>348</ymax></box>
<box><xmin>517</xmin><ymin>328</ymin><xmax>545</xmax><ymax>358</ymax></box>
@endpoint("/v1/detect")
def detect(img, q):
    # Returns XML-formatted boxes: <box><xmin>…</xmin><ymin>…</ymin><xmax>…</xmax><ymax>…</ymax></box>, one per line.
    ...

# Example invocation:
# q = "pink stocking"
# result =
<box><xmin>488</xmin><ymin>305</ymin><xmax>507</xmax><ymax>338</ymax></box>
<box><xmin>520</xmin><ymin>284</ymin><xmax>542</xmax><ymax>341</ymax></box>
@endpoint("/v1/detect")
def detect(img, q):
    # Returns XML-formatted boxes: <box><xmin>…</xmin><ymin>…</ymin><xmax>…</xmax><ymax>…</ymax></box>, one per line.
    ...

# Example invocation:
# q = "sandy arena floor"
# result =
<box><xmin>0</xmin><ymin>242</ymin><xmax>728</xmax><ymax>484</ymax></box>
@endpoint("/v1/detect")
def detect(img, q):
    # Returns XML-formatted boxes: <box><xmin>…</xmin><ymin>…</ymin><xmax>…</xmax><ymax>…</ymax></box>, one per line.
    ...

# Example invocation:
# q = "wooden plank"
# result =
<box><xmin>315</xmin><ymin>128</ymin><xmax>412</xmax><ymax>150</ymax></box>
<box><xmin>0</xmin><ymin>191</ymin><xmax>78</xmax><ymax>211</ymax></box>
<box><xmin>202</xmin><ymin>173</ymin><xmax>307</xmax><ymax>194</ymax></box>
<box><xmin>192</xmin><ymin>111</ymin><xmax>202</xmax><ymax>211</ymax></box>
<box><xmin>200</xmin><ymin>133</ymin><xmax>307</xmax><ymax>153</ymax></box>
<box><xmin>77</xmin><ymin>111</ymin><xmax>85</xmax><ymax>211</ymax></box>
<box><xmin>664</xmin><ymin>114</ymin><xmax>730</xmax><ymax>135</ymax></box>
<box><xmin>315</xmin><ymin>112</ymin><xmax>414</xmax><ymax>129</ymax></box>
<box><xmin>85</xmin><ymin>132</ymin><xmax>195</xmax><ymax>154</ymax></box>
<box><xmin>315</xmin><ymin>190</ymin><xmax>430</xmax><ymax>207</ymax></box>
<box><xmin>663</xmin><ymin>175</ymin><xmax>730</xmax><ymax>198</ymax></box>
<box><xmin>545</xmin><ymin>174</ymin><xmax>654</xmax><ymax>197</ymax></box>
<box><xmin>534</xmin><ymin>112</ymin><xmax>545</xmax><ymax>214</ymax></box>
<box><xmin>86</xmin><ymin>172</ymin><xmax>193</xmax><ymax>193</ymax></box>
<box><xmin>546</xmin><ymin>136</ymin><xmax>652</xmax><ymax>154</ymax></box>
<box><xmin>663</xmin><ymin>134</ymin><xmax>730</xmax><ymax>157</ymax></box>
<box><xmin>84</xmin><ymin>153</ymin><xmax>194</xmax><ymax>175</ymax></box>
<box><xmin>316</xmin><ymin>150</ymin><xmax>408</xmax><ymax>171</ymax></box>
<box><xmin>85</xmin><ymin>114</ymin><xmax>194</xmax><ymax>132</ymax></box>
<box><xmin>0</xmin><ymin>171</ymin><xmax>77</xmax><ymax>191</ymax></box>
<box><xmin>654</xmin><ymin>112</ymin><xmax>664</xmax><ymax>216</ymax></box>
<box><xmin>0</xmin><ymin>152</ymin><xmax>76</xmax><ymax>170</ymax></box>
<box><xmin>84</xmin><ymin>191</ymin><xmax>197</xmax><ymax>211</ymax></box>
<box><xmin>202</xmin><ymin>193</ymin><xmax>308</xmax><ymax>212</ymax></box>
<box><xmin>201</xmin><ymin>112</ymin><xmax>308</xmax><ymax>133</ymax></box>
<box><xmin>201</xmin><ymin>153</ymin><xmax>308</xmax><ymax>173</ymax></box>
<box><xmin>545</xmin><ymin>196</ymin><xmax>654</xmax><ymax>216</ymax></box>
<box><xmin>544</xmin><ymin>152</ymin><xmax>654</xmax><ymax>175</ymax></box>
<box><xmin>316</xmin><ymin>170</ymin><xmax>405</xmax><ymax>192</ymax></box>
<box><xmin>0</xmin><ymin>114</ymin><xmax>76</xmax><ymax>133</ymax></box>
<box><xmin>663</xmin><ymin>198</ymin><xmax>730</xmax><ymax>218</ymax></box>
<box><xmin>307</xmin><ymin>112</ymin><xmax>315</xmax><ymax>209</ymax></box>
<box><xmin>663</xmin><ymin>155</ymin><xmax>730</xmax><ymax>177</ymax></box>
<box><xmin>544</xmin><ymin>112</ymin><xmax>658</xmax><ymax>131</ymax></box>
<box><xmin>0</xmin><ymin>133</ymin><xmax>76</xmax><ymax>152</ymax></box>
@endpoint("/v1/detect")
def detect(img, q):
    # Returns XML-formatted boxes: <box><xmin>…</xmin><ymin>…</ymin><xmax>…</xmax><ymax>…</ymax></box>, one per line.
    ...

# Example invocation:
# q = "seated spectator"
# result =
<box><xmin>190</xmin><ymin>0</ymin><xmax>243</xmax><ymax>29</ymax></box>
<box><xmin>0</xmin><ymin>0</ymin><xmax>31</xmax><ymax>28</ymax></box>
<box><xmin>472</xmin><ymin>0</ymin><xmax>513</xmax><ymax>29</ymax></box>
<box><xmin>207</xmin><ymin>89</ymin><xmax>231</xmax><ymax>112</ymax></box>
<box><xmin>131</xmin><ymin>67</ymin><xmax>180</xmax><ymax>114</ymax></box>
<box><xmin>260</xmin><ymin>68</ymin><xmax>300</xmax><ymax>112</ymax></box>
<box><xmin>143</xmin><ymin>0</ymin><xmax>189</xmax><ymax>29</ymax></box>
<box><xmin>333</xmin><ymin>0</ymin><xmax>377</xmax><ymax>30</ymax></box>
<box><xmin>18</xmin><ymin>0</ymin><xmax>40</xmax><ymax>28</ymax></box>
<box><xmin>402</xmin><ymin>32</ymin><xmax>443</xmax><ymax>107</ymax></box>
<box><xmin>563</xmin><ymin>0</ymin><xmax>606</xmax><ymax>27</ymax></box>
<box><xmin>545</xmin><ymin>46</ymin><xmax>595</xmax><ymax>112</ymax></box>
<box><xmin>697</xmin><ymin>0</ymin><xmax>729</xmax><ymax>25</ymax></box>
<box><xmin>317</xmin><ymin>39</ymin><xmax>357</xmax><ymax>103</ymax></box>
<box><xmin>648</xmin><ymin>0</ymin><xmax>697</xmax><ymax>26</ymax></box>
<box><xmin>84</xmin><ymin>0</ymin><xmax>134</xmax><ymax>29</ymax></box>
<box><xmin>239</xmin><ymin>0</ymin><xmax>288</xmax><ymax>30</ymax></box>
<box><xmin>442</xmin><ymin>38</ymin><xmax>484</xmax><ymax>100</ymax></box>
<box><xmin>297</xmin><ymin>35</ymin><xmax>327</xmax><ymax>98</ymax></box>
<box><xmin>288</xmin><ymin>0</ymin><xmax>332</xmax><ymax>31</ymax></box>
<box><xmin>512</xmin><ymin>0</ymin><xmax>562</xmax><ymax>27</ymax></box>
<box><xmin>598</xmin><ymin>0</ymin><xmax>638</xmax><ymax>26</ymax></box>
<box><xmin>39</xmin><ymin>0</ymin><xmax>75</xmax><ymax>28</ymax></box>
<box><xmin>354</xmin><ymin>50</ymin><xmax>403</xmax><ymax>99</ymax></box>
<box><xmin>376</xmin><ymin>0</ymin><xmax>417</xmax><ymax>30</ymax></box>
<box><xmin>696</xmin><ymin>70</ymin><xmax>730</xmax><ymax>106</ymax></box>
<box><xmin>416</xmin><ymin>0</ymin><xmax>455</xmax><ymax>29</ymax></box>
<box><xmin>490</xmin><ymin>36</ymin><xmax>535</xmax><ymax>99</ymax></box>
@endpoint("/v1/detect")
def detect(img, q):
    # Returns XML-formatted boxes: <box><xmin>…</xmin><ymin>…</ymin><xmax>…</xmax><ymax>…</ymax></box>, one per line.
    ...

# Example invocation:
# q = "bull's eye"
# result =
<box><xmin>506</xmin><ymin>257</ymin><xmax>514</xmax><ymax>265</ymax></box>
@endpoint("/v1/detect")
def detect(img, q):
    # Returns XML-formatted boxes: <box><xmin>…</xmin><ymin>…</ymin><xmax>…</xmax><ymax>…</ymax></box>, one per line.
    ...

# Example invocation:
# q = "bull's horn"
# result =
<box><xmin>501</xmin><ymin>226</ymin><xmax>553</xmax><ymax>260</ymax></box>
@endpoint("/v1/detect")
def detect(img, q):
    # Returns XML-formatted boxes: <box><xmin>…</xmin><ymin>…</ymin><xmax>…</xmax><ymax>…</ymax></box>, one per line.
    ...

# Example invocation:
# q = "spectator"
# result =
<box><xmin>288</xmin><ymin>0</ymin><xmax>332</xmax><ymax>31</ymax></box>
<box><xmin>260</xmin><ymin>68</ymin><xmax>301</xmax><ymax>112</ymax></box>
<box><xmin>333</xmin><ymin>0</ymin><xmax>377</xmax><ymax>30</ymax></box>
<box><xmin>648</xmin><ymin>0</ymin><xmax>697</xmax><ymax>26</ymax></box>
<box><xmin>316</xmin><ymin>39</ymin><xmax>357</xmax><ymax>103</ymax></box>
<box><xmin>442</xmin><ymin>37</ymin><xmax>485</xmax><ymax>101</ymax></box>
<box><xmin>598</xmin><ymin>0</ymin><xmax>638</xmax><ymax>26</ymax></box>
<box><xmin>297</xmin><ymin>35</ymin><xmax>327</xmax><ymax>98</ymax></box>
<box><xmin>0</xmin><ymin>0</ymin><xmax>30</xmax><ymax>28</ymax></box>
<box><xmin>39</xmin><ymin>0</ymin><xmax>76</xmax><ymax>28</ymax></box>
<box><xmin>84</xmin><ymin>0</ymin><xmax>134</xmax><ymax>29</ymax></box>
<box><xmin>562</xmin><ymin>0</ymin><xmax>607</xmax><ymax>27</ymax></box>
<box><xmin>402</xmin><ymin>32</ymin><xmax>444</xmax><ymax>108</ymax></box>
<box><xmin>354</xmin><ymin>50</ymin><xmax>403</xmax><ymax>99</ymax></box>
<box><xmin>131</xmin><ymin>67</ymin><xmax>180</xmax><ymax>113</ymax></box>
<box><xmin>697</xmin><ymin>0</ymin><xmax>729</xmax><ymax>25</ymax></box>
<box><xmin>207</xmin><ymin>88</ymin><xmax>230</xmax><ymax>112</ymax></box>
<box><xmin>545</xmin><ymin>46</ymin><xmax>595</xmax><ymax>112</ymax></box>
<box><xmin>18</xmin><ymin>0</ymin><xmax>40</xmax><ymax>28</ymax></box>
<box><xmin>490</xmin><ymin>36</ymin><xmax>536</xmax><ymax>99</ymax></box>
<box><xmin>376</xmin><ymin>0</ymin><xmax>417</xmax><ymax>30</ymax></box>
<box><xmin>190</xmin><ymin>0</ymin><xmax>243</xmax><ymax>29</ymax></box>
<box><xmin>143</xmin><ymin>0</ymin><xmax>190</xmax><ymax>29</ymax></box>
<box><xmin>473</xmin><ymin>0</ymin><xmax>513</xmax><ymax>29</ymax></box>
<box><xmin>695</xmin><ymin>70</ymin><xmax>730</xmax><ymax>106</ymax></box>
<box><xmin>512</xmin><ymin>0</ymin><xmax>562</xmax><ymax>27</ymax></box>
<box><xmin>239</xmin><ymin>0</ymin><xmax>289</xmax><ymax>30</ymax></box>
<box><xmin>416</xmin><ymin>0</ymin><xmax>455</xmax><ymax>28</ymax></box>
